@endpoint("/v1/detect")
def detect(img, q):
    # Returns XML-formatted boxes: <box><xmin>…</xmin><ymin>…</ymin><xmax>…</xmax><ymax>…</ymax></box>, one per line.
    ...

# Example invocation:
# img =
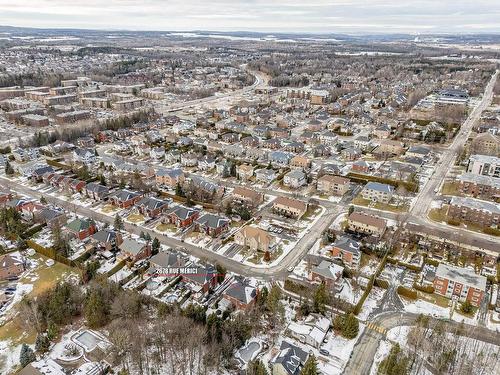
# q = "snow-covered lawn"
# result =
<box><xmin>357</xmin><ymin>287</ymin><xmax>386</xmax><ymax>321</ymax></box>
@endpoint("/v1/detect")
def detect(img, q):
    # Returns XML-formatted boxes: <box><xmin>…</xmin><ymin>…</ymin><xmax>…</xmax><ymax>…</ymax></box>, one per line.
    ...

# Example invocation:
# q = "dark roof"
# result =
<box><xmin>195</xmin><ymin>213</ymin><xmax>229</xmax><ymax>229</ymax></box>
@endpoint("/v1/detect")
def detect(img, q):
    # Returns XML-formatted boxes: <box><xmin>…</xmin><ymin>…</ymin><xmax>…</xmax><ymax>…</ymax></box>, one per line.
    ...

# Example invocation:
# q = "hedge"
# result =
<box><xmin>425</xmin><ymin>258</ymin><xmax>440</xmax><ymax>267</ymax></box>
<box><xmin>483</xmin><ymin>227</ymin><xmax>500</xmax><ymax>237</ymax></box>
<box><xmin>46</xmin><ymin>159</ymin><xmax>72</xmax><ymax>170</ymax></box>
<box><xmin>413</xmin><ymin>284</ymin><xmax>434</xmax><ymax>294</ymax></box>
<box><xmin>397</xmin><ymin>286</ymin><xmax>418</xmax><ymax>300</ymax></box>
<box><xmin>21</xmin><ymin>224</ymin><xmax>46</xmax><ymax>239</ymax></box>
<box><xmin>107</xmin><ymin>258</ymin><xmax>126</xmax><ymax>277</ymax></box>
<box><xmin>284</xmin><ymin>279</ymin><xmax>311</xmax><ymax>295</ymax></box>
<box><xmin>347</xmin><ymin>172</ymin><xmax>418</xmax><ymax>192</ymax></box>
<box><xmin>374</xmin><ymin>278</ymin><xmax>389</xmax><ymax>289</ymax></box>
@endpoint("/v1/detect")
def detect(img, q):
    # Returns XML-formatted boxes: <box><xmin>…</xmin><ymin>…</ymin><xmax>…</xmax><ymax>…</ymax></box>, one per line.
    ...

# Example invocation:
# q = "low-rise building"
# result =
<box><xmin>466</xmin><ymin>154</ymin><xmax>500</xmax><ymax>178</ymax></box>
<box><xmin>361</xmin><ymin>182</ymin><xmax>394</xmax><ymax>203</ymax></box>
<box><xmin>447</xmin><ymin>196</ymin><xmax>500</xmax><ymax>227</ymax></box>
<box><xmin>331</xmin><ymin>236</ymin><xmax>361</xmax><ymax>268</ymax></box>
<box><xmin>347</xmin><ymin>212</ymin><xmax>387</xmax><ymax>238</ymax></box>
<box><xmin>234</xmin><ymin>225</ymin><xmax>276</xmax><ymax>252</ymax></box>
<box><xmin>457</xmin><ymin>173</ymin><xmax>500</xmax><ymax>201</ymax></box>
<box><xmin>283</xmin><ymin>170</ymin><xmax>307</xmax><ymax>188</ymax></box>
<box><xmin>317</xmin><ymin>175</ymin><xmax>350</xmax><ymax>195</ymax></box>
<box><xmin>232</xmin><ymin>186</ymin><xmax>264</xmax><ymax>206</ymax></box>
<box><xmin>0</xmin><ymin>252</ymin><xmax>25</xmax><ymax>281</ymax></box>
<box><xmin>272</xmin><ymin>196</ymin><xmax>307</xmax><ymax>219</ymax></box>
<box><xmin>433</xmin><ymin>263</ymin><xmax>486</xmax><ymax>307</ymax></box>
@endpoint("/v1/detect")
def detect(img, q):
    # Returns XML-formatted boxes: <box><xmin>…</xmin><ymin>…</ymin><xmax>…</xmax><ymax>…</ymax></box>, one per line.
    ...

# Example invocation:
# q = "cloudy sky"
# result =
<box><xmin>0</xmin><ymin>0</ymin><xmax>499</xmax><ymax>34</ymax></box>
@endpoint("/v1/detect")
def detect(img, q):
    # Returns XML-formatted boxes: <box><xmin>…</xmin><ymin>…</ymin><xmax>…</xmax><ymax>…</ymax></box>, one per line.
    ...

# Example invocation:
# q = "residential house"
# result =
<box><xmin>194</xmin><ymin>213</ymin><xmax>230</xmax><ymax>237</ymax></box>
<box><xmin>34</xmin><ymin>208</ymin><xmax>67</xmax><ymax>229</ymax></box>
<box><xmin>234</xmin><ymin>225</ymin><xmax>276</xmax><ymax>252</ymax></box>
<box><xmin>222</xmin><ymin>277</ymin><xmax>258</xmax><ymax>310</ymax></box>
<box><xmin>182</xmin><ymin>264</ymin><xmax>217</xmax><ymax>294</ymax></box>
<box><xmin>283</xmin><ymin>170</ymin><xmax>307</xmax><ymax>188</ymax></box>
<box><xmin>331</xmin><ymin>236</ymin><xmax>361</xmax><ymax>268</ymax></box>
<box><xmin>135</xmin><ymin>196</ymin><xmax>170</xmax><ymax>218</ymax></box>
<box><xmin>73</xmin><ymin>148</ymin><xmax>96</xmax><ymax>165</ymax></box>
<box><xmin>92</xmin><ymin>229</ymin><xmax>123</xmax><ymax>251</ymax></box>
<box><xmin>165</xmin><ymin>205</ymin><xmax>200</xmax><ymax>228</ymax></box>
<box><xmin>309</xmin><ymin>260</ymin><xmax>344</xmax><ymax>289</ymax></box>
<box><xmin>255</xmin><ymin>169</ymin><xmax>277</xmax><ymax>184</ymax></box>
<box><xmin>352</xmin><ymin>160</ymin><xmax>370</xmax><ymax>174</ymax></box>
<box><xmin>156</xmin><ymin>168</ymin><xmax>185</xmax><ymax>188</ymax></box>
<box><xmin>0</xmin><ymin>252</ymin><xmax>25</xmax><ymax>280</ymax></box>
<box><xmin>286</xmin><ymin>314</ymin><xmax>330</xmax><ymax>349</ymax></box>
<box><xmin>232</xmin><ymin>186</ymin><xmax>264</xmax><ymax>206</ymax></box>
<box><xmin>272</xmin><ymin>341</ymin><xmax>309</xmax><ymax>375</ymax></box>
<box><xmin>236</xmin><ymin>164</ymin><xmax>254</xmax><ymax>181</ymax></box>
<box><xmin>290</xmin><ymin>155</ymin><xmax>311</xmax><ymax>169</ymax></box>
<box><xmin>118</xmin><ymin>238</ymin><xmax>151</xmax><ymax>263</ymax></box>
<box><xmin>317</xmin><ymin>175</ymin><xmax>350</xmax><ymax>196</ymax></box>
<box><xmin>65</xmin><ymin>217</ymin><xmax>97</xmax><ymax>240</ymax></box>
<box><xmin>84</xmin><ymin>182</ymin><xmax>109</xmax><ymax>201</ymax></box>
<box><xmin>109</xmin><ymin>189</ymin><xmax>142</xmax><ymax>209</ymax></box>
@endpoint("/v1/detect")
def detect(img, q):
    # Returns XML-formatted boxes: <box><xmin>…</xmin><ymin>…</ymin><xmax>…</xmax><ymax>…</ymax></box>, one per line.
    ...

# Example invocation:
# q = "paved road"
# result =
<box><xmin>156</xmin><ymin>67</ymin><xmax>266</xmax><ymax>114</ymax></box>
<box><xmin>0</xmin><ymin>176</ymin><xmax>342</xmax><ymax>280</ymax></box>
<box><xmin>411</xmin><ymin>69</ymin><xmax>498</xmax><ymax>219</ymax></box>
<box><xmin>344</xmin><ymin>311</ymin><xmax>500</xmax><ymax>375</ymax></box>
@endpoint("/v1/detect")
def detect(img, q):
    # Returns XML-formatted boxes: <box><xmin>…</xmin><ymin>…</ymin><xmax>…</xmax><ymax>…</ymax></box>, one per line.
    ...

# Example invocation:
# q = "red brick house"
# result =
<box><xmin>164</xmin><ymin>205</ymin><xmax>200</xmax><ymax>228</ymax></box>
<box><xmin>194</xmin><ymin>213</ymin><xmax>230</xmax><ymax>237</ymax></box>
<box><xmin>222</xmin><ymin>277</ymin><xmax>258</xmax><ymax>310</ymax></box>
<box><xmin>109</xmin><ymin>189</ymin><xmax>142</xmax><ymax>209</ymax></box>
<box><xmin>0</xmin><ymin>252</ymin><xmax>25</xmax><ymax>281</ymax></box>
<box><xmin>182</xmin><ymin>265</ymin><xmax>218</xmax><ymax>294</ymax></box>
<box><xmin>65</xmin><ymin>217</ymin><xmax>97</xmax><ymax>240</ymax></box>
<box><xmin>135</xmin><ymin>196</ymin><xmax>170</xmax><ymax>218</ymax></box>
<box><xmin>118</xmin><ymin>238</ymin><xmax>151</xmax><ymax>263</ymax></box>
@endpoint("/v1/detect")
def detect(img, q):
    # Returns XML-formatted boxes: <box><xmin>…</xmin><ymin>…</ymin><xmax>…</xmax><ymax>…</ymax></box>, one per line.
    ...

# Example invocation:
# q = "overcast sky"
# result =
<box><xmin>0</xmin><ymin>0</ymin><xmax>499</xmax><ymax>34</ymax></box>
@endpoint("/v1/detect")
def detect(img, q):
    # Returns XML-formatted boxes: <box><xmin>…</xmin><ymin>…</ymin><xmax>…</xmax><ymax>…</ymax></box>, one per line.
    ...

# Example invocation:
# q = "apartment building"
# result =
<box><xmin>447</xmin><ymin>196</ymin><xmax>500</xmax><ymax>227</ymax></box>
<box><xmin>433</xmin><ymin>263</ymin><xmax>486</xmax><ymax>307</ymax></box>
<box><xmin>347</xmin><ymin>212</ymin><xmax>387</xmax><ymax>238</ymax></box>
<box><xmin>272</xmin><ymin>196</ymin><xmax>307</xmax><ymax>219</ymax></box>
<box><xmin>317</xmin><ymin>175</ymin><xmax>350</xmax><ymax>196</ymax></box>
<box><xmin>361</xmin><ymin>182</ymin><xmax>394</xmax><ymax>203</ymax></box>
<box><xmin>457</xmin><ymin>173</ymin><xmax>500</xmax><ymax>201</ymax></box>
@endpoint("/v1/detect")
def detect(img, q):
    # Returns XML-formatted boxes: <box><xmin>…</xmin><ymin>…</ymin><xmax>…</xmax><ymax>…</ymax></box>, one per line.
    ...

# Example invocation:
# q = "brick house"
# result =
<box><xmin>135</xmin><ymin>196</ymin><xmax>170</xmax><ymax>218</ymax></box>
<box><xmin>194</xmin><ymin>213</ymin><xmax>230</xmax><ymax>237</ymax></box>
<box><xmin>84</xmin><ymin>182</ymin><xmax>109</xmax><ymax>201</ymax></box>
<box><xmin>331</xmin><ymin>236</ymin><xmax>361</xmax><ymax>268</ymax></box>
<box><xmin>309</xmin><ymin>260</ymin><xmax>344</xmax><ymax>289</ymax></box>
<box><xmin>222</xmin><ymin>277</ymin><xmax>258</xmax><ymax>310</ymax></box>
<box><xmin>182</xmin><ymin>264</ymin><xmax>218</xmax><ymax>294</ymax></box>
<box><xmin>164</xmin><ymin>205</ymin><xmax>200</xmax><ymax>228</ymax></box>
<box><xmin>457</xmin><ymin>173</ymin><xmax>500</xmax><ymax>201</ymax></box>
<box><xmin>109</xmin><ymin>189</ymin><xmax>142</xmax><ymax>209</ymax></box>
<box><xmin>118</xmin><ymin>238</ymin><xmax>151</xmax><ymax>263</ymax></box>
<box><xmin>0</xmin><ymin>252</ymin><xmax>25</xmax><ymax>281</ymax></box>
<box><xmin>65</xmin><ymin>217</ymin><xmax>97</xmax><ymax>240</ymax></box>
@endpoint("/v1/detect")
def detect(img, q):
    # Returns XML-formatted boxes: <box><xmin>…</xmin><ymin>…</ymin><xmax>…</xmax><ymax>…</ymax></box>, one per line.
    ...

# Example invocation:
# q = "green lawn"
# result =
<box><xmin>126</xmin><ymin>213</ymin><xmax>145</xmax><ymax>223</ymax></box>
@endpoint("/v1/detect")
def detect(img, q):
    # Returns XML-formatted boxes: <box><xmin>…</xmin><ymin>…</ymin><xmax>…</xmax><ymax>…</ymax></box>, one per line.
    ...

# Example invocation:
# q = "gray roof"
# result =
<box><xmin>334</xmin><ymin>236</ymin><xmax>361</xmax><ymax>256</ymax></box>
<box><xmin>92</xmin><ymin>229</ymin><xmax>117</xmax><ymax>244</ymax></box>
<box><xmin>119</xmin><ymin>238</ymin><xmax>147</xmax><ymax>255</ymax></box>
<box><xmin>364</xmin><ymin>182</ymin><xmax>394</xmax><ymax>194</ymax></box>
<box><xmin>450</xmin><ymin>196</ymin><xmax>500</xmax><ymax>215</ymax></box>
<box><xmin>274</xmin><ymin>341</ymin><xmax>308</xmax><ymax>375</ymax></box>
<box><xmin>436</xmin><ymin>263</ymin><xmax>486</xmax><ymax>291</ymax></box>
<box><xmin>136</xmin><ymin>196</ymin><xmax>169</xmax><ymax>210</ymax></box>
<box><xmin>457</xmin><ymin>173</ymin><xmax>500</xmax><ymax>189</ymax></box>
<box><xmin>195</xmin><ymin>213</ymin><xmax>229</xmax><ymax>229</ymax></box>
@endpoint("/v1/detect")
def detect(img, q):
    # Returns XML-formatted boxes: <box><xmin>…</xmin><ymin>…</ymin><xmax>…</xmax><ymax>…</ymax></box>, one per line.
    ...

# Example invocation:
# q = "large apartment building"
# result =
<box><xmin>447</xmin><ymin>196</ymin><xmax>500</xmax><ymax>227</ymax></box>
<box><xmin>433</xmin><ymin>263</ymin><xmax>486</xmax><ymax>307</ymax></box>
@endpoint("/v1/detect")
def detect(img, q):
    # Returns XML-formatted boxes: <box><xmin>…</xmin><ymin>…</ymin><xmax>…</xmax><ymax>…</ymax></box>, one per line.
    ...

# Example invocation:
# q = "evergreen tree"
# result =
<box><xmin>300</xmin><ymin>354</ymin><xmax>319</xmax><ymax>375</ymax></box>
<box><xmin>333</xmin><ymin>313</ymin><xmax>359</xmax><ymax>339</ymax></box>
<box><xmin>5</xmin><ymin>160</ymin><xmax>14</xmax><ymax>175</ymax></box>
<box><xmin>312</xmin><ymin>282</ymin><xmax>329</xmax><ymax>314</ymax></box>
<box><xmin>378</xmin><ymin>343</ymin><xmax>409</xmax><ymax>375</ymax></box>
<box><xmin>84</xmin><ymin>289</ymin><xmax>108</xmax><ymax>328</ymax></box>
<box><xmin>35</xmin><ymin>333</ymin><xmax>50</xmax><ymax>353</ymax></box>
<box><xmin>247</xmin><ymin>359</ymin><xmax>268</xmax><ymax>375</ymax></box>
<box><xmin>99</xmin><ymin>174</ymin><xmax>106</xmax><ymax>186</ymax></box>
<box><xmin>151</xmin><ymin>237</ymin><xmax>160</xmax><ymax>254</ymax></box>
<box><xmin>40</xmin><ymin>196</ymin><xmax>47</xmax><ymax>205</ymax></box>
<box><xmin>19</xmin><ymin>343</ymin><xmax>36</xmax><ymax>367</ymax></box>
<box><xmin>114</xmin><ymin>214</ymin><xmax>124</xmax><ymax>232</ymax></box>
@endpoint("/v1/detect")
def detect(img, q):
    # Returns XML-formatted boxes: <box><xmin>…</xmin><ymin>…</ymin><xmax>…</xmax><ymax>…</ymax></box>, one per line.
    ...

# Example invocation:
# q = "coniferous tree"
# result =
<box><xmin>19</xmin><ymin>343</ymin><xmax>36</xmax><ymax>367</ymax></box>
<box><xmin>300</xmin><ymin>354</ymin><xmax>319</xmax><ymax>375</ymax></box>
